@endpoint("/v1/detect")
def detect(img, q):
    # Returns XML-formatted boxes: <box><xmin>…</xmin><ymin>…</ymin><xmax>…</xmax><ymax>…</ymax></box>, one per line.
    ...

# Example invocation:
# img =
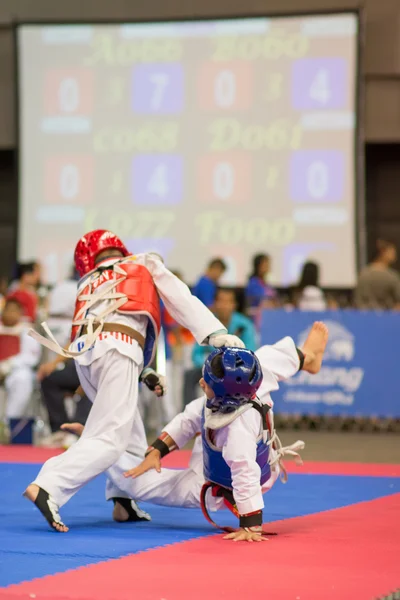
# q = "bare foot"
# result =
<box><xmin>112</xmin><ymin>498</ymin><xmax>151</xmax><ymax>523</ymax></box>
<box><xmin>23</xmin><ymin>484</ymin><xmax>69</xmax><ymax>532</ymax></box>
<box><xmin>113</xmin><ymin>501</ymin><xmax>129</xmax><ymax>522</ymax></box>
<box><xmin>300</xmin><ymin>321</ymin><xmax>329</xmax><ymax>374</ymax></box>
<box><xmin>23</xmin><ymin>483</ymin><xmax>41</xmax><ymax>503</ymax></box>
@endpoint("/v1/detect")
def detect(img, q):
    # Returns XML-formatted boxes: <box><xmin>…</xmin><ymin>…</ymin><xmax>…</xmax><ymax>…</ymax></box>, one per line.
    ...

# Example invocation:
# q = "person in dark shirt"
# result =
<box><xmin>7</xmin><ymin>262</ymin><xmax>40</xmax><ymax>322</ymax></box>
<box><xmin>245</xmin><ymin>254</ymin><xmax>277</xmax><ymax>326</ymax></box>
<box><xmin>192</xmin><ymin>258</ymin><xmax>227</xmax><ymax>307</ymax></box>
<box><xmin>192</xmin><ymin>288</ymin><xmax>256</xmax><ymax>367</ymax></box>
<box><xmin>355</xmin><ymin>240</ymin><xmax>400</xmax><ymax>309</ymax></box>
<box><xmin>292</xmin><ymin>261</ymin><xmax>327</xmax><ymax>311</ymax></box>
<box><xmin>184</xmin><ymin>287</ymin><xmax>256</xmax><ymax>403</ymax></box>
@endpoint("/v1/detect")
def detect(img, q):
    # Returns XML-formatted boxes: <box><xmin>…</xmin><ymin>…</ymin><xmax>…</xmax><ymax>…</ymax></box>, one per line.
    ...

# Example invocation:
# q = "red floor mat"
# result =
<box><xmin>1</xmin><ymin>444</ymin><xmax>399</xmax><ymax>477</ymax></box>
<box><xmin>2</xmin><ymin>494</ymin><xmax>399</xmax><ymax>600</ymax></box>
<box><xmin>0</xmin><ymin>445</ymin><xmax>63</xmax><ymax>463</ymax></box>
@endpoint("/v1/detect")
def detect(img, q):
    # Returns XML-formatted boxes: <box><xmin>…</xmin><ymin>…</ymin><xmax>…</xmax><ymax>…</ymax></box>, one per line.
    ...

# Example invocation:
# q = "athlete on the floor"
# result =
<box><xmin>24</xmin><ymin>229</ymin><xmax>244</xmax><ymax>532</ymax></box>
<box><xmin>63</xmin><ymin>322</ymin><xmax>329</xmax><ymax>541</ymax></box>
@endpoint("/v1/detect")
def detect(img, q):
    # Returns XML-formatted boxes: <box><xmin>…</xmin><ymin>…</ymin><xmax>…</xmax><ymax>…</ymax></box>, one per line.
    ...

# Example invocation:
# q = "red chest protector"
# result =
<box><xmin>71</xmin><ymin>260</ymin><xmax>161</xmax><ymax>366</ymax></box>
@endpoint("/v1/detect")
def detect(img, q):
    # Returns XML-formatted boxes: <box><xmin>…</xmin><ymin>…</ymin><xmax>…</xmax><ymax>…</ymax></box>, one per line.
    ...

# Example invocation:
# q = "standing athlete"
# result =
<box><xmin>24</xmin><ymin>230</ymin><xmax>244</xmax><ymax>532</ymax></box>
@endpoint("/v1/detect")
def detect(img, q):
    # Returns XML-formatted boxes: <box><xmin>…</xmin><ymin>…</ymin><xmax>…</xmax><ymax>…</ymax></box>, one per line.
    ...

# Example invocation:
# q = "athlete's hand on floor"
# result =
<box><xmin>60</xmin><ymin>423</ymin><xmax>84</xmax><ymax>437</ymax></box>
<box><xmin>223</xmin><ymin>528</ymin><xmax>266</xmax><ymax>543</ymax></box>
<box><xmin>124</xmin><ymin>449</ymin><xmax>161</xmax><ymax>479</ymax></box>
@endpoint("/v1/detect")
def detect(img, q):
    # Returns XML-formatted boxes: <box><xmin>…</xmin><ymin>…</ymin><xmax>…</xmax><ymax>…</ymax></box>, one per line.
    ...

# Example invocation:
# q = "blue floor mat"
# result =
<box><xmin>0</xmin><ymin>463</ymin><xmax>398</xmax><ymax>587</ymax></box>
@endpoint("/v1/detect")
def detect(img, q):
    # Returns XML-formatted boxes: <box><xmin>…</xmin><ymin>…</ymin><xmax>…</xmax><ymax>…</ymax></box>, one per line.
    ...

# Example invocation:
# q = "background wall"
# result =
<box><xmin>0</xmin><ymin>0</ymin><xmax>399</xmax><ymax>279</ymax></box>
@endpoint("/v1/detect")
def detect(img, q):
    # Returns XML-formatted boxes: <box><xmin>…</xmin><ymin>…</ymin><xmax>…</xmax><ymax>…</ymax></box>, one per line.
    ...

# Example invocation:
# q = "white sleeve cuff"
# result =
<box><xmin>235</xmin><ymin>492</ymin><xmax>264</xmax><ymax>516</ymax></box>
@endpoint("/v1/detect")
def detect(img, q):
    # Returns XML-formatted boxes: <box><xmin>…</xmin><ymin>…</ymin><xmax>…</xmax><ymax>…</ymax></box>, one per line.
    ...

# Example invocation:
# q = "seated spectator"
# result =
<box><xmin>7</xmin><ymin>262</ymin><xmax>39</xmax><ymax>322</ymax></box>
<box><xmin>294</xmin><ymin>261</ymin><xmax>327</xmax><ymax>311</ymax></box>
<box><xmin>192</xmin><ymin>258</ymin><xmax>227</xmax><ymax>307</ymax></box>
<box><xmin>355</xmin><ymin>240</ymin><xmax>400</xmax><ymax>309</ymax></box>
<box><xmin>192</xmin><ymin>287</ymin><xmax>256</xmax><ymax>368</ymax></box>
<box><xmin>0</xmin><ymin>298</ymin><xmax>41</xmax><ymax>428</ymax></box>
<box><xmin>245</xmin><ymin>253</ymin><xmax>278</xmax><ymax>319</ymax></box>
<box><xmin>36</xmin><ymin>356</ymin><xmax>91</xmax><ymax>448</ymax></box>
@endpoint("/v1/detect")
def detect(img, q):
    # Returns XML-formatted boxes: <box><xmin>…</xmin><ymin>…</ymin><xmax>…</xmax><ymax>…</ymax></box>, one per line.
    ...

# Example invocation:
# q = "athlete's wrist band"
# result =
<box><xmin>244</xmin><ymin>526</ymin><xmax>263</xmax><ymax>534</ymax></box>
<box><xmin>146</xmin><ymin>438</ymin><xmax>170</xmax><ymax>458</ymax></box>
<box><xmin>296</xmin><ymin>347</ymin><xmax>305</xmax><ymax>370</ymax></box>
<box><xmin>239</xmin><ymin>510</ymin><xmax>263</xmax><ymax>528</ymax></box>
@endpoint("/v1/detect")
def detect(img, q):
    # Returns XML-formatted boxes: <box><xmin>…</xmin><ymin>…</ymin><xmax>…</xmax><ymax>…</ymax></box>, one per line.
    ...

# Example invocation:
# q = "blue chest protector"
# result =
<box><xmin>201</xmin><ymin>403</ymin><xmax>271</xmax><ymax>490</ymax></box>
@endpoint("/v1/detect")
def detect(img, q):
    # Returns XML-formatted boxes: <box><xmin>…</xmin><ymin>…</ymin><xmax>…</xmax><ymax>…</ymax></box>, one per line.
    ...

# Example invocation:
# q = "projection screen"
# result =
<box><xmin>17</xmin><ymin>14</ymin><xmax>359</xmax><ymax>286</ymax></box>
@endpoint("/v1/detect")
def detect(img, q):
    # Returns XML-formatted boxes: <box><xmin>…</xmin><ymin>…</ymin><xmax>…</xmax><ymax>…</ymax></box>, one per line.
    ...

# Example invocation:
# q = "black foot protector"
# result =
<box><xmin>33</xmin><ymin>487</ymin><xmax>67</xmax><ymax>532</ymax></box>
<box><xmin>296</xmin><ymin>347</ymin><xmax>305</xmax><ymax>370</ymax></box>
<box><xmin>112</xmin><ymin>497</ymin><xmax>152</xmax><ymax>522</ymax></box>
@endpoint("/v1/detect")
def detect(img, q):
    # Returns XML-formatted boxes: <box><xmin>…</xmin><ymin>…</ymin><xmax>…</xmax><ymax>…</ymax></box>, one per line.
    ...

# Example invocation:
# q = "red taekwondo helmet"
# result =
<box><xmin>74</xmin><ymin>229</ymin><xmax>130</xmax><ymax>277</ymax></box>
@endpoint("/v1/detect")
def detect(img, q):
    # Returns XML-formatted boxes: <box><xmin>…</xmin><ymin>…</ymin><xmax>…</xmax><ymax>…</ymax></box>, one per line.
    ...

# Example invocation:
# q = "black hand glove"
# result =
<box><xmin>140</xmin><ymin>368</ymin><xmax>166</xmax><ymax>396</ymax></box>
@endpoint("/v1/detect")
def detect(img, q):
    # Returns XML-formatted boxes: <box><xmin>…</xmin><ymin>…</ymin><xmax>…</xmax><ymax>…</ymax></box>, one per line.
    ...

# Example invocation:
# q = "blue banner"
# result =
<box><xmin>260</xmin><ymin>310</ymin><xmax>400</xmax><ymax>418</ymax></box>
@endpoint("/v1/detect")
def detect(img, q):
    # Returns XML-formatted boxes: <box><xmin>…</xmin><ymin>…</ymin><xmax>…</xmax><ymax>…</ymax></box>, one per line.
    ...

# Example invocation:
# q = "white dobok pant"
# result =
<box><xmin>105</xmin><ymin>436</ymin><xmax>279</xmax><ymax>512</ymax></box>
<box><xmin>33</xmin><ymin>349</ymin><xmax>146</xmax><ymax>507</ymax></box>
<box><xmin>105</xmin><ymin>436</ymin><xmax>207</xmax><ymax>509</ymax></box>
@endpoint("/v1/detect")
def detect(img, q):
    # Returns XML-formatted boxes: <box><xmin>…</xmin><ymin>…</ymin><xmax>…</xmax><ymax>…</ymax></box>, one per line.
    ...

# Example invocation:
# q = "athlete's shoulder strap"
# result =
<box><xmin>249</xmin><ymin>400</ymin><xmax>270</xmax><ymax>432</ymax></box>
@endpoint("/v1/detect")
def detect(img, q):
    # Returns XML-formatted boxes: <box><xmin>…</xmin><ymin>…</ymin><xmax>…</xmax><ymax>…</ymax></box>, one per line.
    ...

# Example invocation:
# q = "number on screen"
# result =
<box><xmin>309</xmin><ymin>69</ymin><xmax>330</xmax><ymax>105</ymax></box>
<box><xmin>147</xmin><ymin>164</ymin><xmax>169</xmax><ymax>198</ymax></box>
<box><xmin>214</xmin><ymin>70</ymin><xmax>236</xmax><ymax>108</ymax></box>
<box><xmin>149</xmin><ymin>73</ymin><xmax>169</xmax><ymax>110</ymax></box>
<box><xmin>58</xmin><ymin>78</ymin><xmax>80</xmax><ymax>113</ymax></box>
<box><xmin>213</xmin><ymin>162</ymin><xmax>234</xmax><ymax>200</ymax></box>
<box><xmin>306</xmin><ymin>161</ymin><xmax>329</xmax><ymax>200</ymax></box>
<box><xmin>60</xmin><ymin>164</ymin><xmax>79</xmax><ymax>200</ymax></box>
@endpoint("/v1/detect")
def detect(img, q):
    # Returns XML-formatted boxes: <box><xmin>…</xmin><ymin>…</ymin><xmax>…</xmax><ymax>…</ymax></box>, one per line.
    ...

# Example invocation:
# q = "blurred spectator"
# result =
<box><xmin>7</xmin><ymin>262</ymin><xmax>39</xmax><ymax>322</ymax></box>
<box><xmin>184</xmin><ymin>288</ymin><xmax>256</xmax><ymax>403</ymax></box>
<box><xmin>293</xmin><ymin>261</ymin><xmax>327</xmax><ymax>311</ymax></box>
<box><xmin>162</xmin><ymin>270</ymin><xmax>194</xmax><ymax>360</ymax></box>
<box><xmin>245</xmin><ymin>253</ymin><xmax>277</xmax><ymax>322</ymax></box>
<box><xmin>355</xmin><ymin>240</ymin><xmax>400</xmax><ymax>309</ymax></box>
<box><xmin>31</xmin><ymin>261</ymin><xmax>42</xmax><ymax>289</ymax></box>
<box><xmin>37</xmin><ymin>356</ymin><xmax>91</xmax><ymax>448</ymax></box>
<box><xmin>33</xmin><ymin>261</ymin><xmax>50</xmax><ymax>320</ymax></box>
<box><xmin>9</xmin><ymin>261</ymin><xmax>41</xmax><ymax>292</ymax></box>
<box><xmin>192</xmin><ymin>288</ymin><xmax>256</xmax><ymax>368</ymax></box>
<box><xmin>46</xmin><ymin>266</ymin><xmax>79</xmax><ymax>358</ymax></box>
<box><xmin>192</xmin><ymin>258</ymin><xmax>227</xmax><ymax>307</ymax></box>
<box><xmin>0</xmin><ymin>298</ymin><xmax>41</xmax><ymax>426</ymax></box>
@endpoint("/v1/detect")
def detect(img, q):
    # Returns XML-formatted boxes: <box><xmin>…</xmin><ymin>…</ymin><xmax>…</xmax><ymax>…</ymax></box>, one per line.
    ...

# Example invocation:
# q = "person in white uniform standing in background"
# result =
<box><xmin>0</xmin><ymin>298</ymin><xmax>41</xmax><ymax>433</ymax></box>
<box><xmin>24</xmin><ymin>229</ymin><xmax>244</xmax><ymax>532</ymax></box>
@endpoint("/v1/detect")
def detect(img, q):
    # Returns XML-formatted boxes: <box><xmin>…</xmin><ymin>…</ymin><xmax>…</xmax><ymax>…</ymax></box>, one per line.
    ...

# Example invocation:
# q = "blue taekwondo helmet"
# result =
<box><xmin>203</xmin><ymin>347</ymin><xmax>263</xmax><ymax>413</ymax></box>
